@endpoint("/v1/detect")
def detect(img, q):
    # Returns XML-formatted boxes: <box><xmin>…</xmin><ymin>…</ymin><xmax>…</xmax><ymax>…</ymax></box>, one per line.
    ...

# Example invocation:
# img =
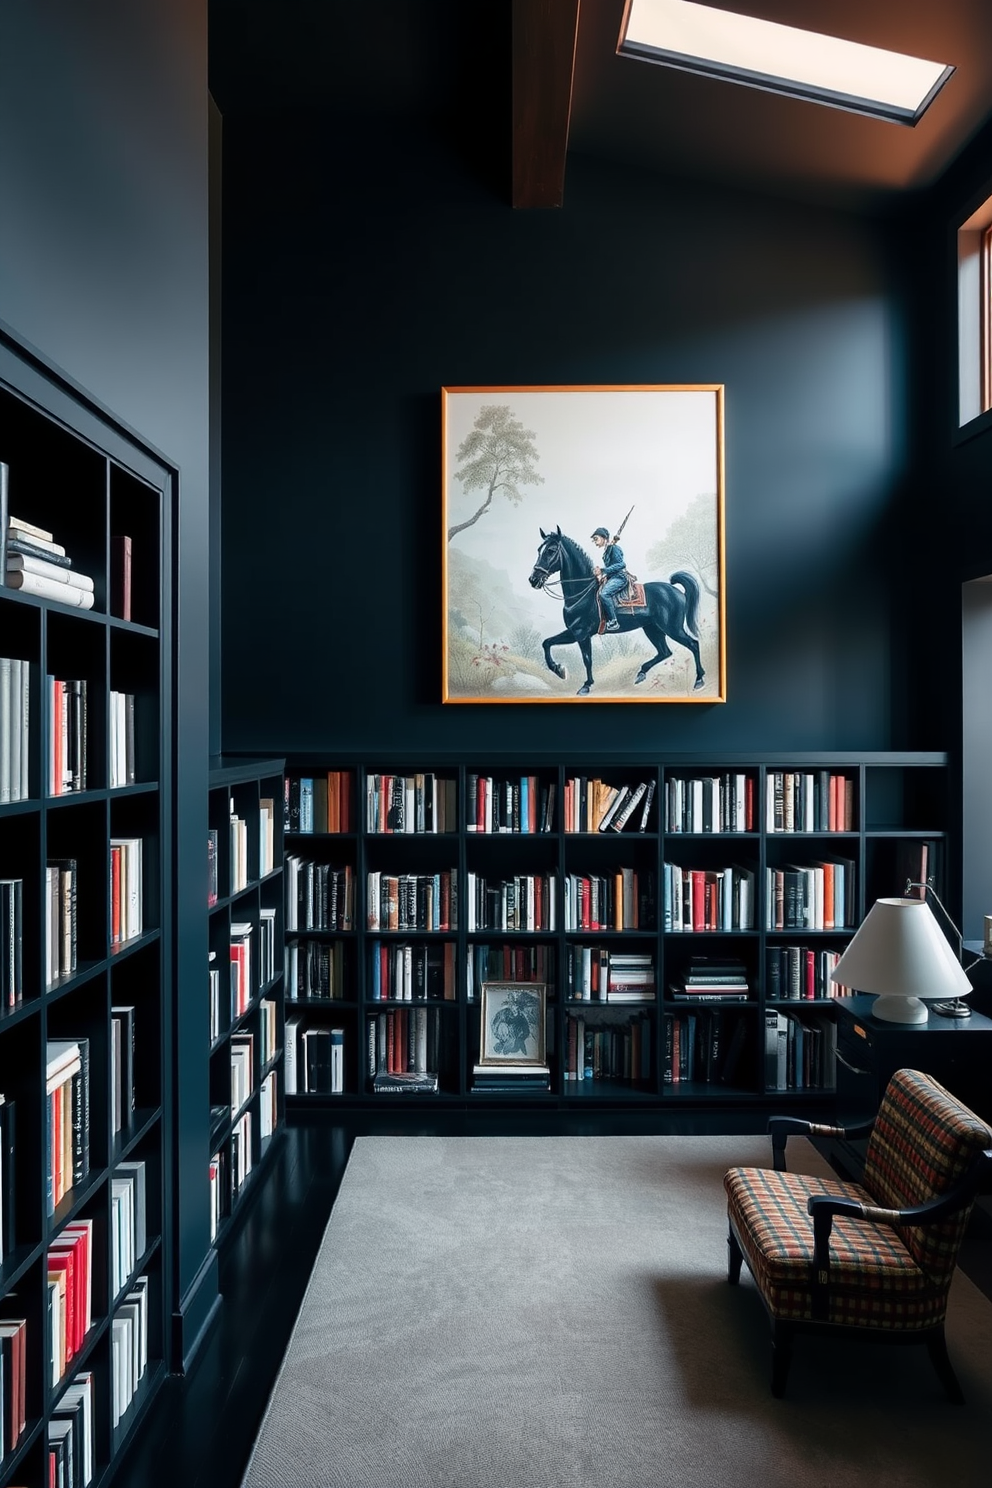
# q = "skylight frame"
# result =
<box><xmin>617</xmin><ymin>0</ymin><xmax>955</xmax><ymax>127</ymax></box>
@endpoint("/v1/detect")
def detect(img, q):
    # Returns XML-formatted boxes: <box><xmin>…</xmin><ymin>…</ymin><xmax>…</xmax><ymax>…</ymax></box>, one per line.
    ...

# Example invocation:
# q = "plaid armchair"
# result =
<box><xmin>724</xmin><ymin>1067</ymin><xmax>992</xmax><ymax>1399</ymax></box>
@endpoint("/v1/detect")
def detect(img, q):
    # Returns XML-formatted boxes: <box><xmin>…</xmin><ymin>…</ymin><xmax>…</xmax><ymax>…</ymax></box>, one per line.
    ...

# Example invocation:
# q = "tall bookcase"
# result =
<box><xmin>280</xmin><ymin>753</ymin><xmax>948</xmax><ymax>1109</ymax></box>
<box><xmin>206</xmin><ymin>758</ymin><xmax>285</xmax><ymax>1249</ymax></box>
<box><xmin>0</xmin><ymin>329</ymin><xmax>174</xmax><ymax>1487</ymax></box>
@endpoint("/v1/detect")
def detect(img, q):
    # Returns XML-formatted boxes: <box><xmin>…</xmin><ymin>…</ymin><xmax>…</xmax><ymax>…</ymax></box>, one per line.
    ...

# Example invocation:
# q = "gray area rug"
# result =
<box><xmin>241</xmin><ymin>1135</ymin><xmax>992</xmax><ymax>1488</ymax></box>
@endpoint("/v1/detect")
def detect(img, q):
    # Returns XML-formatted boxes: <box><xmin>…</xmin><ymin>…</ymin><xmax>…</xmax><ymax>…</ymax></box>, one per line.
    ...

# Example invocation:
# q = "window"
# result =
<box><xmin>956</xmin><ymin>193</ymin><xmax>992</xmax><ymax>428</ymax></box>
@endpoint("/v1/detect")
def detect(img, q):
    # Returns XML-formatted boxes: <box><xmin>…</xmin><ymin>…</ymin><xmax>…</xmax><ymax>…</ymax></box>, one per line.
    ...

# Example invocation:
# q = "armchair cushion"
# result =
<box><xmin>724</xmin><ymin>1164</ymin><xmax>945</xmax><ymax>1329</ymax></box>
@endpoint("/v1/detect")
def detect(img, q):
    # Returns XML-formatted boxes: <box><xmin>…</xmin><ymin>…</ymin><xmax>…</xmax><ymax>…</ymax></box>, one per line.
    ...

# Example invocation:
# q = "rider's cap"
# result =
<box><xmin>591</xmin><ymin>527</ymin><xmax>610</xmax><ymax>540</ymax></box>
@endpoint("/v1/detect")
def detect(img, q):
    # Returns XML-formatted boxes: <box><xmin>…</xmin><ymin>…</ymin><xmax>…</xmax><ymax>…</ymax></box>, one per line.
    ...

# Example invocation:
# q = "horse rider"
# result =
<box><xmin>591</xmin><ymin>526</ymin><xmax>626</xmax><ymax>632</ymax></box>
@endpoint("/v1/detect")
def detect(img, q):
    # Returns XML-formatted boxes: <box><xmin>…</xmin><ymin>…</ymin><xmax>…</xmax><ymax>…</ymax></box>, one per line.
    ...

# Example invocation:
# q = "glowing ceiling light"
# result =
<box><xmin>618</xmin><ymin>0</ymin><xmax>953</xmax><ymax>124</ymax></box>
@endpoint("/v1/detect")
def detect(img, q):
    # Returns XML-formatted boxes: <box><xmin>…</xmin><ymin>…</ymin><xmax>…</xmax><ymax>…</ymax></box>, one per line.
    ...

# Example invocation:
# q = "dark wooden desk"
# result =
<box><xmin>823</xmin><ymin>995</ymin><xmax>992</xmax><ymax>1180</ymax></box>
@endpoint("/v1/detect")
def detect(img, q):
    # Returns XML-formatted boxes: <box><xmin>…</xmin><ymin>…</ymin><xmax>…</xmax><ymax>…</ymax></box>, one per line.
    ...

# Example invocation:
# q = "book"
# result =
<box><xmin>6</xmin><ymin>552</ymin><xmax>95</xmax><ymax>590</ymax></box>
<box><xmin>5</xmin><ymin>568</ymin><xmax>94</xmax><ymax>606</ymax></box>
<box><xmin>7</xmin><ymin>511</ymin><xmax>53</xmax><ymax>544</ymax></box>
<box><xmin>373</xmin><ymin>1070</ymin><xmax>439</xmax><ymax>1093</ymax></box>
<box><xmin>610</xmin><ymin>780</ymin><xmax>648</xmax><ymax>832</ymax></box>
<box><xmin>330</xmin><ymin>1027</ymin><xmax>344</xmax><ymax>1093</ymax></box>
<box><xmin>1</xmin><ymin>879</ymin><xmax>23</xmax><ymax>1009</ymax></box>
<box><xmin>637</xmin><ymin>778</ymin><xmax>657</xmax><ymax>831</ymax></box>
<box><xmin>5</xmin><ymin>534</ymin><xmax>72</xmax><ymax>567</ymax></box>
<box><xmin>111</xmin><ymin>534</ymin><xmax>132</xmax><ymax>620</ymax></box>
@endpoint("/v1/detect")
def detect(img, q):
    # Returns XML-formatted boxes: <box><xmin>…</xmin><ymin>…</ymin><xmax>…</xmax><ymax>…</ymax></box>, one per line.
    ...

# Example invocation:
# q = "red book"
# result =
<box><xmin>50</xmin><ymin>1233</ymin><xmax>86</xmax><ymax>1353</ymax></box>
<box><xmin>576</xmin><ymin>877</ymin><xmax>587</xmax><ymax>930</ymax></box>
<box><xmin>51</xmin><ymin>677</ymin><xmax>63</xmax><ymax>796</ymax></box>
<box><xmin>61</xmin><ymin>1219</ymin><xmax>93</xmax><ymax>1340</ymax></box>
<box><xmin>745</xmin><ymin>775</ymin><xmax>755</xmax><ymax>831</ymax></box>
<box><xmin>805</xmin><ymin>948</ymin><xmax>815</xmax><ymax>1000</ymax></box>
<box><xmin>691</xmin><ymin>870</ymin><xmax>706</xmax><ymax>932</ymax></box>
<box><xmin>47</xmin><ymin>1248</ymin><xmax>76</xmax><ymax>1364</ymax></box>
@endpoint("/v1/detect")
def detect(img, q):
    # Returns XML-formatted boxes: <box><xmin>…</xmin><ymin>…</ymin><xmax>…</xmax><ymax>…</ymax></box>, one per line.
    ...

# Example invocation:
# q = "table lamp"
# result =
<box><xmin>829</xmin><ymin>895</ymin><xmax>973</xmax><ymax>1024</ymax></box>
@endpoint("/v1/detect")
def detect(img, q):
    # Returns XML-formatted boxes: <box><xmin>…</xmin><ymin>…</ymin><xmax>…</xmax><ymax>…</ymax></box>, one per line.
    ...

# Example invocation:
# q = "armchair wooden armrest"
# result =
<box><xmin>768</xmin><ymin>1114</ymin><xmax>874</xmax><ymax>1172</ymax></box>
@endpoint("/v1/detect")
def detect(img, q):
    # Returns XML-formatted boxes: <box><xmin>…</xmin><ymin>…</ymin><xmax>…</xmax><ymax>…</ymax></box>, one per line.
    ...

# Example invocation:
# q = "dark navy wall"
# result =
<box><xmin>219</xmin><ymin>117</ymin><xmax>920</xmax><ymax>757</ymax></box>
<box><xmin>0</xmin><ymin>1</ymin><xmax>213</xmax><ymax>1354</ymax></box>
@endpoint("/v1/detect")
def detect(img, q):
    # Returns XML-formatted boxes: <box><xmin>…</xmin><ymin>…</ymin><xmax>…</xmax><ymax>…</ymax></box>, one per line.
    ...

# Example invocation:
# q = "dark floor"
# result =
<box><xmin>110</xmin><ymin>1109</ymin><xmax>992</xmax><ymax>1488</ymax></box>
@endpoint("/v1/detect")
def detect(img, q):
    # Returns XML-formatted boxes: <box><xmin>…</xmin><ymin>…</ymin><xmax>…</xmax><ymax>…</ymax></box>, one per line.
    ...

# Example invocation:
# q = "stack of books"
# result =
<box><xmin>669</xmin><ymin>957</ymin><xmax>751</xmax><ymax>1001</ymax></box>
<box><xmin>471</xmin><ymin>1061</ymin><xmax>551</xmax><ymax>1094</ymax></box>
<box><xmin>3</xmin><ymin>509</ymin><xmax>95</xmax><ymax>610</ymax></box>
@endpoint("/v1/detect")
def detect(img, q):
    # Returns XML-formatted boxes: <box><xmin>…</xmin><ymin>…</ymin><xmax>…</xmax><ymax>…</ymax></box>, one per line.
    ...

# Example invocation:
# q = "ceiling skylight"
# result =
<box><xmin>618</xmin><ymin>0</ymin><xmax>954</xmax><ymax>125</ymax></box>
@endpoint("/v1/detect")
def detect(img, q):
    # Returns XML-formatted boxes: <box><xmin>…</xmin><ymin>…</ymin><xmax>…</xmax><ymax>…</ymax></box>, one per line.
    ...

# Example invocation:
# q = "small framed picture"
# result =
<box><xmin>478</xmin><ymin>981</ymin><xmax>547</xmax><ymax>1066</ymax></box>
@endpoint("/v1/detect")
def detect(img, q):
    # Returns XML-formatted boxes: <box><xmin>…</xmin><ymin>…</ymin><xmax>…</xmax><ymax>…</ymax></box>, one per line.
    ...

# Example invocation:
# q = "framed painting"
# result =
<box><xmin>442</xmin><ymin>384</ymin><xmax>726</xmax><ymax>703</ymax></box>
<box><xmin>478</xmin><ymin>982</ymin><xmax>548</xmax><ymax>1067</ymax></box>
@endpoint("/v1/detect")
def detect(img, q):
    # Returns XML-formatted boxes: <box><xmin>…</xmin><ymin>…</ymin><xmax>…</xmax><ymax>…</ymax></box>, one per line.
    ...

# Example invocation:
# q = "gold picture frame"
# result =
<box><xmin>442</xmin><ymin>384</ymin><xmax>726</xmax><ymax>703</ymax></box>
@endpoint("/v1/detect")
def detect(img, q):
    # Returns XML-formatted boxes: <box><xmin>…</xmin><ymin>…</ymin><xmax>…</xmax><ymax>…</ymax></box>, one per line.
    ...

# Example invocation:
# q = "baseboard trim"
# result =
<box><xmin>172</xmin><ymin>1249</ymin><xmax>221</xmax><ymax>1373</ymax></box>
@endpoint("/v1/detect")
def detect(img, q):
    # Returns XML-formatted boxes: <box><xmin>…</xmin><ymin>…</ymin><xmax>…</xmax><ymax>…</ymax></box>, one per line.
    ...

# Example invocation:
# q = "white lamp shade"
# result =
<box><xmin>830</xmin><ymin>897</ymin><xmax>972</xmax><ymax>1023</ymax></box>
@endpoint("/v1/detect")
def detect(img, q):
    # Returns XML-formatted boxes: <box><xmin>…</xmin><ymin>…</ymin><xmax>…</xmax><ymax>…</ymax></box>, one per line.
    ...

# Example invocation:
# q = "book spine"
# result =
<box><xmin>6</xmin><ymin>535</ymin><xmax>71</xmax><ymax>567</ymax></box>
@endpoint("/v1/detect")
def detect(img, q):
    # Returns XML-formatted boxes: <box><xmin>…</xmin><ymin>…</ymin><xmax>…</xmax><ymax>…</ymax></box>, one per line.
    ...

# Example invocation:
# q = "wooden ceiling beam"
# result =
<box><xmin>512</xmin><ymin>0</ymin><xmax>581</xmax><ymax>208</ymax></box>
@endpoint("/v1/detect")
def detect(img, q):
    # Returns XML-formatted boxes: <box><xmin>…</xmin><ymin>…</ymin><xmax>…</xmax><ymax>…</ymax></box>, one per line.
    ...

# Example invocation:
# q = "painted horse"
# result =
<box><xmin>528</xmin><ymin>526</ymin><xmax>705</xmax><ymax>696</ymax></box>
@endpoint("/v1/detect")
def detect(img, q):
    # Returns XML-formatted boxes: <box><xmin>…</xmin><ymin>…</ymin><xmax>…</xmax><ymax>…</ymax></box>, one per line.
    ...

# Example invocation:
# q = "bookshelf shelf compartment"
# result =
<box><xmin>207</xmin><ymin>757</ymin><xmax>286</xmax><ymax>1252</ymax></box>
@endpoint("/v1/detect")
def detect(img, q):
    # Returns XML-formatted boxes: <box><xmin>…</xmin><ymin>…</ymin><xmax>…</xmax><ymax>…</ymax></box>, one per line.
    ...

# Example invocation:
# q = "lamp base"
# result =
<box><xmin>931</xmin><ymin>999</ymin><xmax>973</xmax><ymax>1019</ymax></box>
<box><xmin>870</xmin><ymin>994</ymin><xmax>930</xmax><ymax>1024</ymax></box>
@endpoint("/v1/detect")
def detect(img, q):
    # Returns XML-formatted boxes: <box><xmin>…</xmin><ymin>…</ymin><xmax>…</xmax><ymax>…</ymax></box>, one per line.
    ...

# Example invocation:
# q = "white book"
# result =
<box><xmin>284</xmin><ymin>1017</ymin><xmax>301</xmax><ymax>1094</ymax></box>
<box><xmin>6</xmin><ymin>552</ymin><xmax>95</xmax><ymax>591</ymax></box>
<box><xmin>5</xmin><ymin>568</ymin><xmax>94</xmax><ymax>607</ymax></box>
<box><xmin>8</xmin><ymin>512</ymin><xmax>55</xmax><ymax>543</ymax></box>
<box><xmin>285</xmin><ymin>855</ymin><xmax>299</xmax><ymax>931</ymax></box>
<box><xmin>366</xmin><ymin>868</ymin><xmax>380</xmax><ymax>931</ymax></box>
<box><xmin>802</xmin><ymin>773</ymin><xmax>815</xmax><ymax>832</ymax></box>
<box><xmin>111</xmin><ymin>1315</ymin><xmax>128</xmax><ymax>1422</ymax></box>
<box><xmin>50</xmin><ymin>1276</ymin><xmax>62</xmax><ymax>1386</ymax></box>
<box><xmin>330</xmin><ymin>1028</ymin><xmax>344</xmax><ymax>1092</ymax></box>
<box><xmin>734</xmin><ymin>772</ymin><xmax>747</xmax><ymax>832</ymax></box>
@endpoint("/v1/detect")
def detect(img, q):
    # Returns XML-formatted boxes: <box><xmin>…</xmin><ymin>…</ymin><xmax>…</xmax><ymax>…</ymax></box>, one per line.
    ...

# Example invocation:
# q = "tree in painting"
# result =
<box><xmin>447</xmin><ymin>404</ymin><xmax>544</xmax><ymax>541</ymax></box>
<box><xmin>646</xmin><ymin>491</ymin><xmax>720</xmax><ymax>598</ymax></box>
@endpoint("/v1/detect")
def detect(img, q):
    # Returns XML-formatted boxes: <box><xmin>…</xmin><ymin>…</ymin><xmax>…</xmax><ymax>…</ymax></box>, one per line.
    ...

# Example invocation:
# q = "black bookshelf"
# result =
<box><xmin>206</xmin><ymin>757</ymin><xmax>286</xmax><ymax>1250</ymax></box>
<box><xmin>0</xmin><ymin>327</ymin><xmax>175</xmax><ymax>1488</ymax></box>
<box><xmin>278</xmin><ymin>753</ymin><xmax>948</xmax><ymax>1111</ymax></box>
